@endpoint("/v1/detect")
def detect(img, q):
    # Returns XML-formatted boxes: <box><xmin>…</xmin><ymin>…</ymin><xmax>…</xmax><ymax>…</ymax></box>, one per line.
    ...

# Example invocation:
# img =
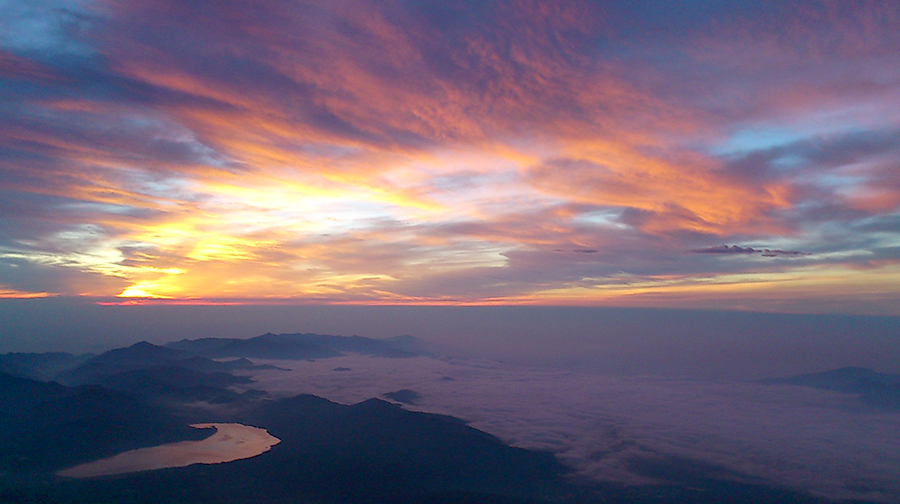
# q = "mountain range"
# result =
<box><xmin>762</xmin><ymin>366</ymin><xmax>900</xmax><ymax>410</ymax></box>
<box><xmin>165</xmin><ymin>332</ymin><xmax>429</xmax><ymax>359</ymax></box>
<box><xmin>0</xmin><ymin>335</ymin><xmax>878</xmax><ymax>504</ymax></box>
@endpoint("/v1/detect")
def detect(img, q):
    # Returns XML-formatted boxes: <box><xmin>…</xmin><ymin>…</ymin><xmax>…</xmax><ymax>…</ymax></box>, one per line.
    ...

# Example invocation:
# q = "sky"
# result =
<box><xmin>1</xmin><ymin>1</ymin><xmax>900</xmax><ymax>314</ymax></box>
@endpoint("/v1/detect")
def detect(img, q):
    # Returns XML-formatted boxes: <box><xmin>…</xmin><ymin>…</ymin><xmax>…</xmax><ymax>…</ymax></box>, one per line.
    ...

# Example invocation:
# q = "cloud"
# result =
<box><xmin>246</xmin><ymin>354</ymin><xmax>900</xmax><ymax>503</ymax></box>
<box><xmin>0</xmin><ymin>0</ymin><xmax>98</xmax><ymax>60</ymax></box>
<box><xmin>0</xmin><ymin>0</ymin><xmax>898</xmax><ymax>310</ymax></box>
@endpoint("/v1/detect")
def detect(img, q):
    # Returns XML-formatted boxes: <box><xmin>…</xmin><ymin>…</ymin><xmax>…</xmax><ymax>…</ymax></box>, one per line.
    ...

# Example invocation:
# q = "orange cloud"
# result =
<box><xmin>528</xmin><ymin>143</ymin><xmax>794</xmax><ymax>236</ymax></box>
<box><xmin>1</xmin><ymin>0</ymin><xmax>898</xmax><ymax>313</ymax></box>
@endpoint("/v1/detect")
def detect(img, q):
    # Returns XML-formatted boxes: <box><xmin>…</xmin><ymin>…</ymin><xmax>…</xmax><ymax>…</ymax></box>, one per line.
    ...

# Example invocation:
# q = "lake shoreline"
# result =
<box><xmin>57</xmin><ymin>423</ymin><xmax>280</xmax><ymax>478</ymax></box>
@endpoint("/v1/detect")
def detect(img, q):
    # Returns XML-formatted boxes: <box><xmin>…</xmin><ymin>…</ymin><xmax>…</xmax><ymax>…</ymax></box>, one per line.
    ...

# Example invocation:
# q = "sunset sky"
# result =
<box><xmin>2</xmin><ymin>0</ymin><xmax>899</xmax><ymax>315</ymax></box>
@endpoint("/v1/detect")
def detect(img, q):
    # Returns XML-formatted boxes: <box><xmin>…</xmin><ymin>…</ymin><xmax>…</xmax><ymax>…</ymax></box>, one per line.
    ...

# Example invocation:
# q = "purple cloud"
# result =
<box><xmin>0</xmin><ymin>0</ymin><xmax>898</xmax><ymax>310</ymax></box>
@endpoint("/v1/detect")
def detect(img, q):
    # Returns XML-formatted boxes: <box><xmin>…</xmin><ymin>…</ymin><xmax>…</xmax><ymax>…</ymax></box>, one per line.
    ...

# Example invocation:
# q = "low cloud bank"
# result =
<box><xmin>247</xmin><ymin>356</ymin><xmax>900</xmax><ymax>503</ymax></box>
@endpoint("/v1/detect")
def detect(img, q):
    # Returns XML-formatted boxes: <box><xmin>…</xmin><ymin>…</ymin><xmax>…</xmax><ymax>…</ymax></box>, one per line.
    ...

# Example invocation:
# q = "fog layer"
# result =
<box><xmin>246</xmin><ymin>355</ymin><xmax>900</xmax><ymax>503</ymax></box>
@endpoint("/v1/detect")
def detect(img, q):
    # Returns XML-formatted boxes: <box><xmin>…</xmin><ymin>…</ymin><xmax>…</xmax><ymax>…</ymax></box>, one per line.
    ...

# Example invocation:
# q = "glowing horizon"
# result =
<box><xmin>2</xmin><ymin>1</ymin><xmax>899</xmax><ymax>315</ymax></box>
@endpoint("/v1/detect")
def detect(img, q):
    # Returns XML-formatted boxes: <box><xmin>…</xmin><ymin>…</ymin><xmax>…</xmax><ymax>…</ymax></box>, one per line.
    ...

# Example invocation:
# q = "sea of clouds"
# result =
<box><xmin>245</xmin><ymin>355</ymin><xmax>900</xmax><ymax>503</ymax></box>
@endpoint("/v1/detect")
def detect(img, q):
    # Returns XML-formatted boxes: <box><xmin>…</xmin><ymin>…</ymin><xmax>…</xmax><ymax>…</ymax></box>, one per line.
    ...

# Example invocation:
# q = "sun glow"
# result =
<box><xmin>1</xmin><ymin>0</ymin><xmax>898</xmax><ymax>314</ymax></box>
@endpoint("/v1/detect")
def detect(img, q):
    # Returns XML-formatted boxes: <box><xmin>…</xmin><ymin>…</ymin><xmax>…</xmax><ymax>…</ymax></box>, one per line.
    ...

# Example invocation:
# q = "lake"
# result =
<box><xmin>58</xmin><ymin>423</ymin><xmax>280</xmax><ymax>478</ymax></box>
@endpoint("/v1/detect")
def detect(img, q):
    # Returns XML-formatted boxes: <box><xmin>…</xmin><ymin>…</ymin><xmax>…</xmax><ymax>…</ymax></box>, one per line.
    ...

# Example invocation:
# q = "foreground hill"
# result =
<box><xmin>1</xmin><ymin>386</ymin><xmax>575</xmax><ymax>504</ymax></box>
<box><xmin>0</xmin><ymin>371</ymin><xmax>206</xmax><ymax>473</ymax></box>
<box><xmin>237</xmin><ymin>395</ymin><xmax>570</xmax><ymax>503</ymax></box>
<box><xmin>0</xmin><ymin>336</ymin><xmax>871</xmax><ymax>504</ymax></box>
<box><xmin>2</xmin><ymin>380</ymin><xmax>842</xmax><ymax>504</ymax></box>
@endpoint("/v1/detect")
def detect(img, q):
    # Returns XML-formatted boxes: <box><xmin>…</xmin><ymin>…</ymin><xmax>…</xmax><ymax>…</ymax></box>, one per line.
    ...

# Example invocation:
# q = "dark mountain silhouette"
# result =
<box><xmin>93</xmin><ymin>365</ymin><xmax>255</xmax><ymax>404</ymax></box>
<box><xmin>166</xmin><ymin>334</ymin><xmax>342</xmax><ymax>359</ymax></box>
<box><xmin>296</xmin><ymin>333</ymin><xmax>418</xmax><ymax>357</ymax></box>
<box><xmin>47</xmin><ymin>342</ymin><xmax>270</xmax><ymax>405</ymax></box>
<box><xmin>222</xmin><ymin>394</ymin><xmax>572</xmax><ymax>503</ymax></box>
<box><xmin>763</xmin><ymin>367</ymin><xmax>900</xmax><ymax>410</ymax></box>
<box><xmin>55</xmin><ymin>341</ymin><xmax>267</xmax><ymax>387</ymax></box>
<box><xmin>0</xmin><ymin>371</ymin><xmax>206</xmax><ymax>473</ymax></box>
<box><xmin>0</xmin><ymin>352</ymin><xmax>92</xmax><ymax>381</ymax></box>
<box><xmin>166</xmin><ymin>332</ymin><xmax>422</xmax><ymax>360</ymax></box>
<box><xmin>25</xmin><ymin>392</ymin><xmax>841</xmax><ymax>504</ymax></box>
<box><xmin>382</xmin><ymin>334</ymin><xmax>440</xmax><ymax>356</ymax></box>
<box><xmin>217</xmin><ymin>357</ymin><xmax>287</xmax><ymax>371</ymax></box>
<box><xmin>383</xmin><ymin>388</ymin><xmax>421</xmax><ymax>405</ymax></box>
<box><xmin>0</xmin><ymin>339</ymin><xmax>865</xmax><ymax>504</ymax></box>
<box><xmin>0</xmin><ymin>369</ymin><xmax>68</xmax><ymax>406</ymax></box>
<box><xmin>94</xmin><ymin>340</ymin><xmax>185</xmax><ymax>365</ymax></box>
<box><xmin>55</xmin><ymin>341</ymin><xmax>190</xmax><ymax>386</ymax></box>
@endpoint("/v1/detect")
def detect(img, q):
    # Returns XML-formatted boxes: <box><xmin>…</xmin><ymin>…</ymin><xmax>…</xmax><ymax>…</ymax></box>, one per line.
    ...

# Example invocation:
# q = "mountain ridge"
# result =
<box><xmin>762</xmin><ymin>366</ymin><xmax>900</xmax><ymax>410</ymax></box>
<box><xmin>165</xmin><ymin>332</ymin><xmax>427</xmax><ymax>360</ymax></box>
